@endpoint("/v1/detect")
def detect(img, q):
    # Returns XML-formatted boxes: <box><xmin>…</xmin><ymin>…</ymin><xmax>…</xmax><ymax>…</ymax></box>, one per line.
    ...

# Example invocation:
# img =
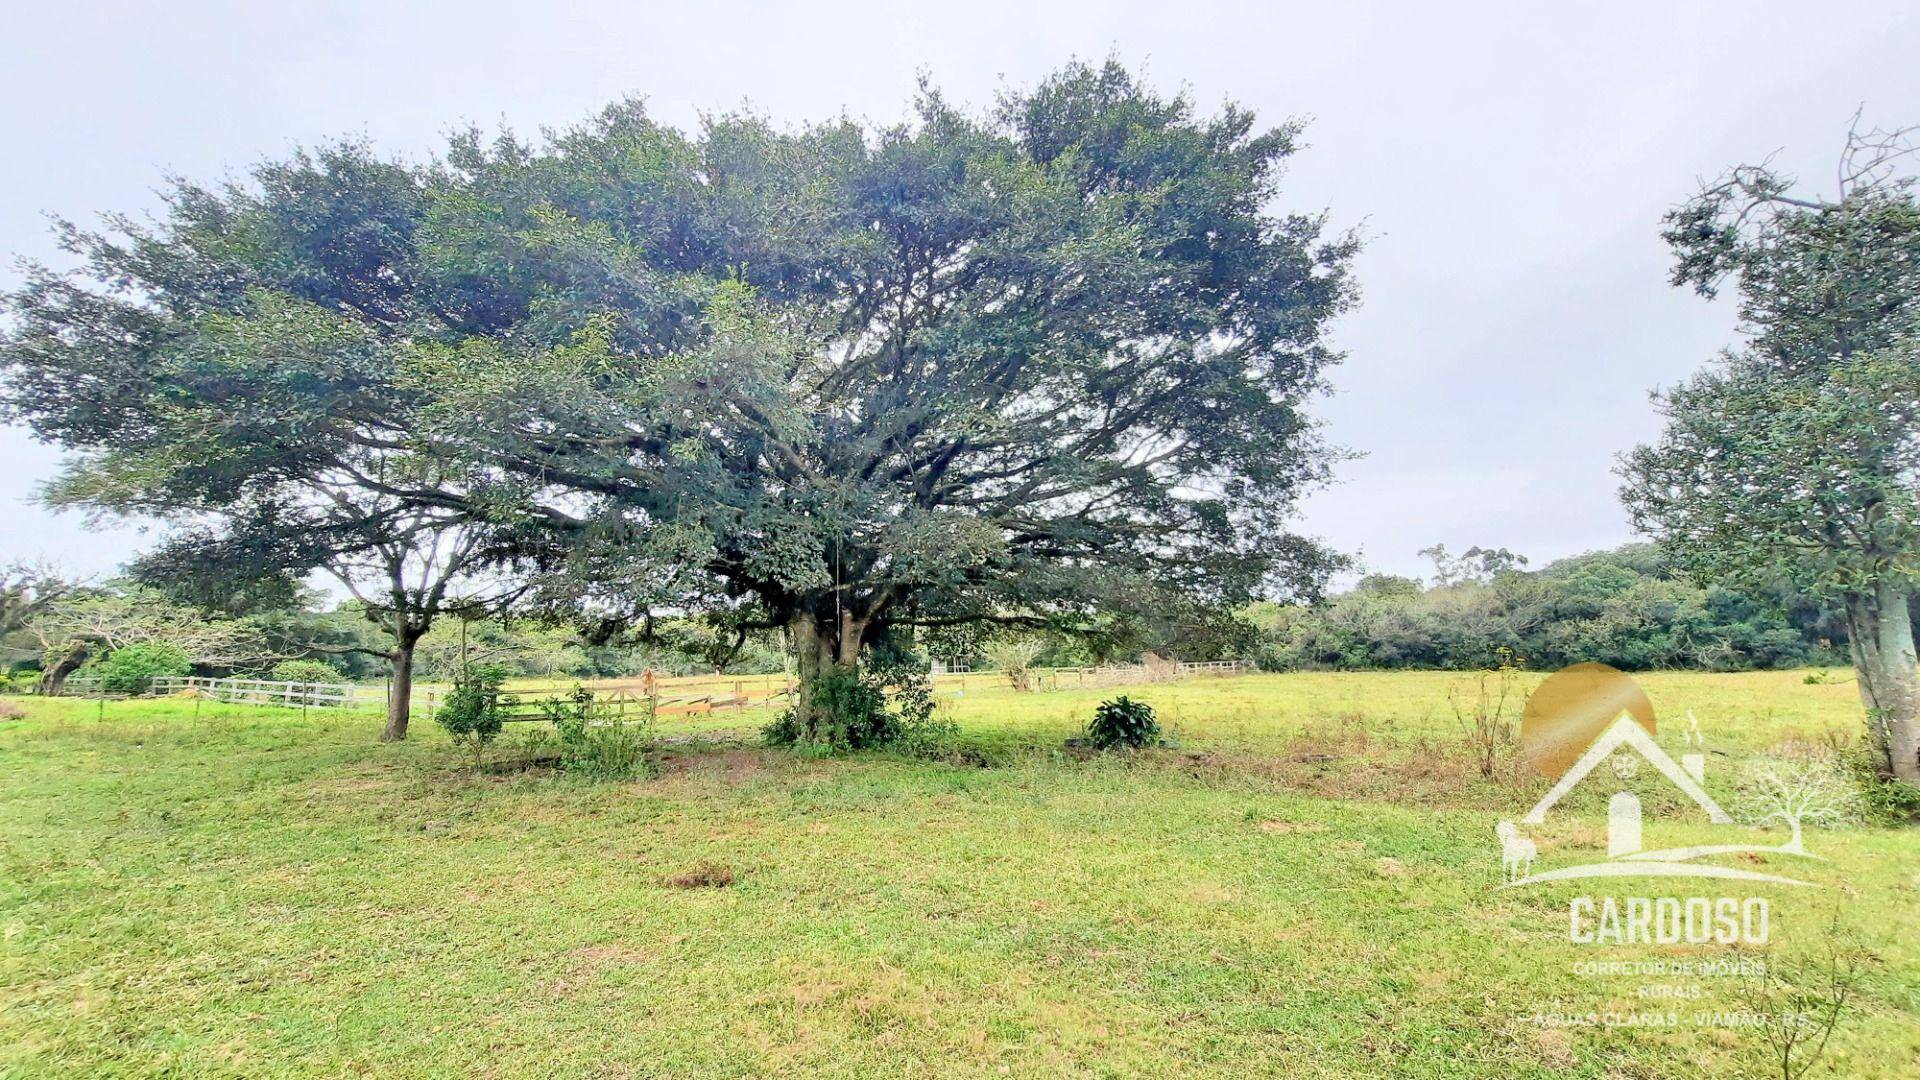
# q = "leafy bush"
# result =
<box><xmin>543</xmin><ymin>685</ymin><xmax>652</xmax><ymax>779</ymax></box>
<box><xmin>92</xmin><ymin>642</ymin><xmax>192</xmax><ymax>694</ymax></box>
<box><xmin>435</xmin><ymin>664</ymin><xmax>513</xmax><ymax>762</ymax></box>
<box><xmin>1835</xmin><ymin>739</ymin><xmax>1920</xmax><ymax>825</ymax></box>
<box><xmin>269</xmin><ymin>659</ymin><xmax>345</xmax><ymax>684</ymax></box>
<box><xmin>1086</xmin><ymin>696</ymin><xmax>1161</xmax><ymax>750</ymax></box>
<box><xmin>764</xmin><ymin>642</ymin><xmax>954</xmax><ymax>756</ymax></box>
<box><xmin>764</xmin><ymin>667</ymin><xmax>898</xmax><ymax>753</ymax></box>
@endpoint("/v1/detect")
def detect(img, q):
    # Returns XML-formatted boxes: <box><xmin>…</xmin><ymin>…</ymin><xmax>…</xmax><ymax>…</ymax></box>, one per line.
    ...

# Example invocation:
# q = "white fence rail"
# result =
<box><xmin>59</xmin><ymin>675</ymin><xmax>439</xmax><ymax>712</ymax></box>
<box><xmin>148</xmin><ymin>676</ymin><xmax>379</xmax><ymax>709</ymax></box>
<box><xmin>55</xmin><ymin>658</ymin><xmax>1261</xmax><ymax>711</ymax></box>
<box><xmin>1174</xmin><ymin>660</ymin><xmax>1259</xmax><ymax>676</ymax></box>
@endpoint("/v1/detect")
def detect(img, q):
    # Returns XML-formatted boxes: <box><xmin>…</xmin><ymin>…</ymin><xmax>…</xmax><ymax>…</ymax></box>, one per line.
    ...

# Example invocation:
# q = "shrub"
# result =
<box><xmin>765</xmin><ymin>634</ymin><xmax>959</xmax><ymax>756</ymax></box>
<box><xmin>92</xmin><ymin>642</ymin><xmax>192</xmax><ymax>694</ymax></box>
<box><xmin>435</xmin><ymin>664</ymin><xmax>513</xmax><ymax>763</ymax></box>
<box><xmin>543</xmin><ymin>685</ymin><xmax>652</xmax><ymax>779</ymax></box>
<box><xmin>1835</xmin><ymin>739</ymin><xmax>1920</xmax><ymax>825</ymax></box>
<box><xmin>764</xmin><ymin>667</ymin><xmax>898</xmax><ymax>753</ymax></box>
<box><xmin>269</xmin><ymin>659</ymin><xmax>344</xmax><ymax>684</ymax></box>
<box><xmin>1086</xmin><ymin>696</ymin><xmax>1161</xmax><ymax>750</ymax></box>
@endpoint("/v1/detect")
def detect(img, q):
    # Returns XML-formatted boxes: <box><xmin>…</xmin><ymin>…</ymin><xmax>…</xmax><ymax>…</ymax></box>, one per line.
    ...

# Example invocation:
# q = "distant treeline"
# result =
<box><xmin>1</xmin><ymin>544</ymin><xmax>1851</xmax><ymax>688</ymax></box>
<box><xmin>1241</xmin><ymin>544</ymin><xmax>1847</xmax><ymax>672</ymax></box>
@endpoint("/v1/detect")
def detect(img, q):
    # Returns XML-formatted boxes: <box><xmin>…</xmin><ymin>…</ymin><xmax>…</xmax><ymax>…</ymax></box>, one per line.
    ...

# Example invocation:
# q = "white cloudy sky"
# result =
<box><xmin>2</xmin><ymin>1</ymin><xmax>1916</xmax><ymax>582</ymax></box>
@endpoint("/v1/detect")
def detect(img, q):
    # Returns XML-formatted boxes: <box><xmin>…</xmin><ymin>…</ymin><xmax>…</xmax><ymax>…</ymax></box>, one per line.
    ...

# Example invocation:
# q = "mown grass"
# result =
<box><xmin>2</xmin><ymin>670</ymin><xmax>1916</xmax><ymax>1077</ymax></box>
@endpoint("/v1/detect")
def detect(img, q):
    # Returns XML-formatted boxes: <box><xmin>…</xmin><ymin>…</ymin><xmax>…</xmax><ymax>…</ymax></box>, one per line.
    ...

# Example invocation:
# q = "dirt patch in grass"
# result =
<box><xmin>310</xmin><ymin>760</ymin><xmax>408</xmax><ymax>796</ymax></box>
<box><xmin>1528</xmin><ymin>1024</ymin><xmax>1578</xmax><ymax>1068</ymax></box>
<box><xmin>544</xmin><ymin>942</ymin><xmax>657</xmax><ymax>996</ymax></box>
<box><xmin>1149</xmin><ymin>728</ymin><xmax>1534</xmax><ymax>810</ymax></box>
<box><xmin>1255</xmin><ymin>818</ymin><xmax>1327</xmax><ymax>834</ymax></box>
<box><xmin>654</xmin><ymin>747</ymin><xmax>783</xmax><ymax>783</ymax></box>
<box><xmin>664</xmin><ymin>862</ymin><xmax>736</xmax><ymax>889</ymax></box>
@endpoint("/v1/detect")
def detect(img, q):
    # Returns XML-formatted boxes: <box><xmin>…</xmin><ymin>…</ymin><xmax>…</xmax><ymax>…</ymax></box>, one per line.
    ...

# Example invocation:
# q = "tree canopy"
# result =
<box><xmin>0</xmin><ymin>62</ymin><xmax>1356</xmax><ymax>743</ymax></box>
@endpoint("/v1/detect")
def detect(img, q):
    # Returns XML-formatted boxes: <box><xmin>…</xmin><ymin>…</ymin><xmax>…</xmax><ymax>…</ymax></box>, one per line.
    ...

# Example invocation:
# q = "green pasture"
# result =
<box><xmin>2</xmin><ymin>670</ymin><xmax>1915</xmax><ymax>1077</ymax></box>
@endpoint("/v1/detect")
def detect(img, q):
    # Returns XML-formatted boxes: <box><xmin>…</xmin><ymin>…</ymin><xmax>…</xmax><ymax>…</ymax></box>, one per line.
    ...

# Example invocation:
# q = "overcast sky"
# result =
<box><xmin>3</xmin><ymin>1</ymin><xmax>1916</xmax><ymax>584</ymax></box>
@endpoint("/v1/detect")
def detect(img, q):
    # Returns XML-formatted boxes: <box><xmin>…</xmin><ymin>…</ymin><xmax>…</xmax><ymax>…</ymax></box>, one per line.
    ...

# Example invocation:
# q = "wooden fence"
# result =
<box><xmin>61</xmin><ymin>673</ymin><xmax>795</xmax><ymax>722</ymax></box>
<box><xmin>938</xmin><ymin>658</ymin><xmax>1258</xmax><ymax>692</ymax></box>
<box><xmin>58</xmin><ymin>658</ymin><xmax>1257</xmax><ymax>715</ymax></box>
<box><xmin>487</xmin><ymin>683</ymin><xmax>795</xmax><ymax>724</ymax></box>
<box><xmin>60</xmin><ymin>675</ymin><xmax>388</xmax><ymax>709</ymax></box>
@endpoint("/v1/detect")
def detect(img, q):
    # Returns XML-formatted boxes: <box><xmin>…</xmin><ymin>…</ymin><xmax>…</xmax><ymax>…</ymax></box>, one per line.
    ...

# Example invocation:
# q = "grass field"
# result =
<box><xmin>3</xmin><ymin>669</ymin><xmax>1917</xmax><ymax>1077</ymax></box>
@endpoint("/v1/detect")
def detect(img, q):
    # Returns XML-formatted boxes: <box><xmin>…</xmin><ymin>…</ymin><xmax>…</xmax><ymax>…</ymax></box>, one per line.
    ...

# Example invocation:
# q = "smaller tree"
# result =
<box><xmin>1420</xmin><ymin>544</ymin><xmax>1528</xmax><ymax>587</ymax></box>
<box><xmin>434</xmin><ymin>663</ymin><xmax>512</xmax><ymax>767</ymax></box>
<box><xmin>28</xmin><ymin>586</ymin><xmax>275</xmax><ymax>694</ymax></box>
<box><xmin>118</xmin><ymin>496</ymin><xmax>526</xmax><ymax>741</ymax></box>
<box><xmin>0</xmin><ymin>562</ymin><xmax>71</xmax><ymax>640</ymax></box>
<box><xmin>984</xmin><ymin>637</ymin><xmax>1046</xmax><ymax>692</ymax></box>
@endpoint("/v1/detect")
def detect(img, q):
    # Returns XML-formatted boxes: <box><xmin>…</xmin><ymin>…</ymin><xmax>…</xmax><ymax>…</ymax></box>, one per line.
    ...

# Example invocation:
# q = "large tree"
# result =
<box><xmin>1624</xmin><ymin>121</ymin><xmax>1920</xmax><ymax>780</ymax></box>
<box><xmin>409</xmin><ymin>65</ymin><xmax>1356</xmax><ymax>739</ymax></box>
<box><xmin>1</xmin><ymin>63</ymin><xmax>1355</xmax><ymax>744</ymax></box>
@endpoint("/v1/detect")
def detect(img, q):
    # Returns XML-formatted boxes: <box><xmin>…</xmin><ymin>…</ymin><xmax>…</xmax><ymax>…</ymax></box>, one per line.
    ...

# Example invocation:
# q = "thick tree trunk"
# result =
<box><xmin>1846</xmin><ymin>582</ymin><xmax>1920</xmax><ymax>782</ymax></box>
<box><xmin>381</xmin><ymin>634</ymin><xmax>420</xmax><ymax>743</ymax></box>
<box><xmin>38</xmin><ymin>639</ymin><xmax>94</xmax><ymax>695</ymax></box>
<box><xmin>787</xmin><ymin>608</ymin><xmax>868</xmax><ymax>742</ymax></box>
<box><xmin>788</xmin><ymin>611</ymin><xmax>839</xmax><ymax>740</ymax></box>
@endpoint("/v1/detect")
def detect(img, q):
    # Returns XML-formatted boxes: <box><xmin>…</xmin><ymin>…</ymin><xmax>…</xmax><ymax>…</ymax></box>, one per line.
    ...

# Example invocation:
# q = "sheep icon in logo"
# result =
<box><xmin>1495</xmin><ymin>819</ymin><xmax>1536</xmax><ymax>882</ymax></box>
<box><xmin>1494</xmin><ymin>663</ymin><xmax>1819</xmax><ymax>888</ymax></box>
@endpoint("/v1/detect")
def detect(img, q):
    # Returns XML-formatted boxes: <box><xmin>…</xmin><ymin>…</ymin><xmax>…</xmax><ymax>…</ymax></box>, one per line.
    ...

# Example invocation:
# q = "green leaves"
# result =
<box><xmin>1663</xmin><ymin>157</ymin><xmax>1920</xmax><ymax>373</ymax></box>
<box><xmin>1634</xmin><ymin>132</ymin><xmax>1920</xmax><ymax>622</ymax></box>
<box><xmin>434</xmin><ymin>663</ymin><xmax>512</xmax><ymax>750</ymax></box>
<box><xmin>1622</xmin><ymin>346</ymin><xmax>1920</xmax><ymax>601</ymax></box>
<box><xmin>1</xmin><ymin>64</ymin><xmax>1355</xmax><ymax>672</ymax></box>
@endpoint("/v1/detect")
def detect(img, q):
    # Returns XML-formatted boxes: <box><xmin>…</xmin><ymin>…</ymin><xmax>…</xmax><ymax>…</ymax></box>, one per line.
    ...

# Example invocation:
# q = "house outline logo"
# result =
<box><xmin>1523</xmin><ymin>710</ymin><xmax>1731</xmax><ymax>826</ymax></box>
<box><xmin>1496</xmin><ymin>665</ymin><xmax>1819</xmax><ymax>889</ymax></box>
